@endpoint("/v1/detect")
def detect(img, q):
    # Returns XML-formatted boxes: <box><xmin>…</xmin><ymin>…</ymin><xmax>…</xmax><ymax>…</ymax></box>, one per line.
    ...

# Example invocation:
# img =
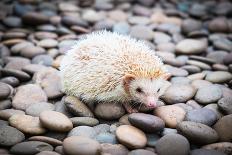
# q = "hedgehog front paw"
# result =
<box><xmin>123</xmin><ymin>103</ymin><xmax>138</xmax><ymax>113</ymax></box>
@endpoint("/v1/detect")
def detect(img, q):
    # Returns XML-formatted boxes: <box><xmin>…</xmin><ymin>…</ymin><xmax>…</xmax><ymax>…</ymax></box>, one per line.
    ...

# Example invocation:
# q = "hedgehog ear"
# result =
<box><xmin>162</xmin><ymin>73</ymin><xmax>171</xmax><ymax>80</ymax></box>
<box><xmin>123</xmin><ymin>74</ymin><xmax>136</xmax><ymax>85</ymax></box>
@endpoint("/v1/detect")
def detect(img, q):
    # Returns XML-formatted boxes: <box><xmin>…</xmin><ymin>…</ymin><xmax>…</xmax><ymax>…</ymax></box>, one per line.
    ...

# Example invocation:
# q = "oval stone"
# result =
<box><xmin>205</xmin><ymin>71</ymin><xmax>232</xmax><ymax>83</ymax></box>
<box><xmin>40</xmin><ymin>111</ymin><xmax>73</xmax><ymax>132</ymax></box>
<box><xmin>63</xmin><ymin>136</ymin><xmax>101</xmax><ymax>155</ymax></box>
<box><xmin>202</xmin><ymin>142</ymin><xmax>232</xmax><ymax>155</ymax></box>
<box><xmin>116</xmin><ymin>125</ymin><xmax>147</xmax><ymax>149</ymax></box>
<box><xmin>128</xmin><ymin>113</ymin><xmax>165</xmax><ymax>133</ymax></box>
<box><xmin>177</xmin><ymin>121</ymin><xmax>218</xmax><ymax>145</ymax></box>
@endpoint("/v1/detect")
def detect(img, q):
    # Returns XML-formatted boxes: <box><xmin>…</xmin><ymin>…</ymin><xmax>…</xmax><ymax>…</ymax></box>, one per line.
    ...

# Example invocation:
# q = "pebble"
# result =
<box><xmin>0</xmin><ymin>76</ymin><xmax>20</xmax><ymax>87</ymax></box>
<box><xmin>101</xmin><ymin>143</ymin><xmax>129</xmax><ymax>155</ymax></box>
<box><xmin>20</xmin><ymin>46</ymin><xmax>46</xmax><ymax>58</ymax></box>
<box><xmin>94</xmin><ymin>124</ymin><xmax>110</xmax><ymax>134</ymax></box>
<box><xmin>171</xmin><ymin>77</ymin><xmax>191</xmax><ymax>85</ymax></box>
<box><xmin>64</xmin><ymin>96</ymin><xmax>94</xmax><ymax>117</ymax></box>
<box><xmin>12</xmin><ymin>84</ymin><xmax>47</xmax><ymax>110</ymax></box>
<box><xmin>181</xmin><ymin>19</ymin><xmax>202</xmax><ymax>34</ymax></box>
<box><xmin>205</xmin><ymin>71</ymin><xmax>232</xmax><ymax>83</ymax></box>
<box><xmin>154</xmin><ymin>105</ymin><xmax>186</xmax><ymax>128</ymax></box>
<box><xmin>28</xmin><ymin>136</ymin><xmax>62</xmax><ymax>146</ymax></box>
<box><xmin>70</xmin><ymin>117</ymin><xmax>99</xmax><ymax>127</ymax></box>
<box><xmin>95</xmin><ymin>102</ymin><xmax>125</xmax><ymax>120</ymax></box>
<box><xmin>190</xmin><ymin>149</ymin><xmax>226</xmax><ymax>155</ymax></box>
<box><xmin>161</xmin><ymin>128</ymin><xmax>178</xmax><ymax>136</ymax></box>
<box><xmin>213</xmin><ymin>38</ymin><xmax>232</xmax><ymax>52</ymax></box>
<box><xmin>184</xmin><ymin>108</ymin><xmax>218</xmax><ymax>126</ymax></box>
<box><xmin>3</xmin><ymin>16</ymin><xmax>22</xmax><ymax>28</ymax></box>
<box><xmin>218</xmin><ymin>97</ymin><xmax>232</xmax><ymax>114</ymax></box>
<box><xmin>208</xmin><ymin>18</ymin><xmax>230</xmax><ymax>33</ymax></box>
<box><xmin>0</xmin><ymin>125</ymin><xmax>25</xmax><ymax>146</ymax></box>
<box><xmin>162</xmin><ymin>84</ymin><xmax>196</xmax><ymax>104</ymax></box>
<box><xmin>176</xmin><ymin>39</ymin><xmax>207</xmax><ymax>54</ymax></box>
<box><xmin>95</xmin><ymin>132</ymin><xmax>118</xmax><ymax>144</ymax></box>
<box><xmin>0</xmin><ymin>82</ymin><xmax>11</xmax><ymax>100</ymax></box>
<box><xmin>10</xmin><ymin>141</ymin><xmax>53</xmax><ymax>155</ymax></box>
<box><xmin>130</xmin><ymin>25</ymin><xmax>154</xmax><ymax>40</ymax></box>
<box><xmin>128</xmin><ymin>149</ymin><xmax>157</xmax><ymax>155</ymax></box>
<box><xmin>153</xmin><ymin>32</ymin><xmax>171</xmax><ymax>44</ymax></box>
<box><xmin>37</xmin><ymin>39</ymin><xmax>58</xmax><ymax>48</ymax></box>
<box><xmin>202</xmin><ymin>142</ymin><xmax>232</xmax><ymax>155</ymax></box>
<box><xmin>191</xmin><ymin>80</ymin><xmax>212</xmax><ymax>89</ymax></box>
<box><xmin>186</xmin><ymin>60</ymin><xmax>211</xmax><ymax>70</ymax></box>
<box><xmin>165</xmin><ymin>65</ymin><xmax>189</xmax><ymax>77</ymax></box>
<box><xmin>155</xmin><ymin>134</ymin><xmax>190</xmax><ymax>155</ymax></box>
<box><xmin>0</xmin><ymin>109</ymin><xmax>25</xmax><ymax>120</ymax></box>
<box><xmin>128</xmin><ymin>113</ymin><xmax>165</xmax><ymax>133</ymax></box>
<box><xmin>32</xmin><ymin>55</ymin><xmax>53</xmax><ymax>66</ymax></box>
<box><xmin>213</xmin><ymin>114</ymin><xmax>232</xmax><ymax>142</ymax></box>
<box><xmin>22</xmin><ymin>12</ymin><xmax>49</xmax><ymax>25</ymax></box>
<box><xmin>0</xmin><ymin>100</ymin><xmax>11</xmax><ymax>110</ymax></box>
<box><xmin>63</xmin><ymin>136</ymin><xmax>101</xmax><ymax>155</ymax></box>
<box><xmin>26</xmin><ymin>102</ymin><xmax>55</xmax><ymax>117</ymax></box>
<box><xmin>116</xmin><ymin>125</ymin><xmax>147</xmax><ymax>149</ymax></box>
<box><xmin>22</xmin><ymin>64</ymin><xmax>47</xmax><ymax>75</ymax></box>
<box><xmin>0</xmin><ymin>69</ymin><xmax>31</xmax><ymax>81</ymax></box>
<box><xmin>35</xmin><ymin>151</ymin><xmax>61</xmax><ymax>155</ymax></box>
<box><xmin>204</xmin><ymin>104</ymin><xmax>224</xmax><ymax>120</ymax></box>
<box><xmin>39</xmin><ymin>111</ymin><xmax>73</xmax><ymax>132</ymax></box>
<box><xmin>177</xmin><ymin>121</ymin><xmax>219</xmax><ymax>145</ymax></box>
<box><xmin>9</xmin><ymin>114</ymin><xmax>46</xmax><ymax>135</ymax></box>
<box><xmin>195</xmin><ymin>85</ymin><xmax>222</xmax><ymax>105</ymax></box>
<box><xmin>68</xmin><ymin>126</ymin><xmax>97</xmax><ymax>138</ymax></box>
<box><xmin>113</xmin><ymin>22</ymin><xmax>130</xmax><ymax>34</ymax></box>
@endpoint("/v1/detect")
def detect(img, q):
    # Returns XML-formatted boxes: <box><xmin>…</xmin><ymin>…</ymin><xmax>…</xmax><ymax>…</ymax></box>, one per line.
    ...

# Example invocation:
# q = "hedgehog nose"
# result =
<box><xmin>147</xmin><ymin>102</ymin><xmax>156</xmax><ymax>108</ymax></box>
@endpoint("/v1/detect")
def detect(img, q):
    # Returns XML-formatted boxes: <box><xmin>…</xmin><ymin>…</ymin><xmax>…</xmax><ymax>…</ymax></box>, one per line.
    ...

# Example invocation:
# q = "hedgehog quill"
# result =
<box><xmin>60</xmin><ymin>31</ymin><xmax>171</xmax><ymax>113</ymax></box>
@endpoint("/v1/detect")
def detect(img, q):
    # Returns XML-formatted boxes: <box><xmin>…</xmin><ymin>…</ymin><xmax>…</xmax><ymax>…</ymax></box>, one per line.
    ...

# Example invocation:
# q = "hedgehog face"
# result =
<box><xmin>123</xmin><ymin>74</ymin><xmax>171</xmax><ymax>108</ymax></box>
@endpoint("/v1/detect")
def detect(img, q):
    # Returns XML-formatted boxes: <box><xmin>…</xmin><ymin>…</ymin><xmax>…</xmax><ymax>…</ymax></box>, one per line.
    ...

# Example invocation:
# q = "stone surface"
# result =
<box><xmin>162</xmin><ymin>84</ymin><xmax>196</xmax><ymax>104</ymax></box>
<box><xmin>9</xmin><ymin>114</ymin><xmax>46</xmax><ymax>135</ymax></box>
<box><xmin>116</xmin><ymin>125</ymin><xmax>147</xmax><ymax>149</ymax></box>
<box><xmin>154</xmin><ymin>105</ymin><xmax>186</xmax><ymax>128</ymax></box>
<box><xmin>95</xmin><ymin>102</ymin><xmax>125</xmax><ymax>120</ymax></box>
<box><xmin>213</xmin><ymin>114</ymin><xmax>232</xmax><ymax>142</ymax></box>
<box><xmin>205</xmin><ymin>71</ymin><xmax>232</xmax><ymax>83</ymax></box>
<box><xmin>12</xmin><ymin>84</ymin><xmax>47</xmax><ymax>110</ymax></box>
<box><xmin>0</xmin><ymin>82</ymin><xmax>11</xmax><ymax>100</ymax></box>
<box><xmin>39</xmin><ymin>111</ymin><xmax>73</xmax><ymax>132</ymax></box>
<box><xmin>0</xmin><ymin>109</ymin><xmax>25</xmax><ymax>120</ymax></box>
<box><xmin>190</xmin><ymin>149</ymin><xmax>226</xmax><ymax>155</ymax></box>
<box><xmin>63</xmin><ymin>136</ymin><xmax>101</xmax><ymax>155</ymax></box>
<box><xmin>155</xmin><ymin>134</ymin><xmax>190</xmax><ymax>155</ymax></box>
<box><xmin>64</xmin><ymin>96</ymin><xmax>94</xmax><ymax>117</ymax></box>
<box><xmin>130</xmin><ymin>25</ymin><xmax>154</xmax><ymax>40</ymax></box>
<box><xmin>0</xmin><ymin>125</ymin><xmax>25</xmax><ymax>146</ymax></box>
<box><xmin>26</xmin><ymin>102</ymin><xmax>55</xmax><ymax>117</ymax></box>
<box><xmin>218</xmin><ymin>97</ymin><xmax>232</xmax><ymax>114</ymax></box>
<box><xmin>28</xmin><ymin>136</ymin><xmax>62</xmax><ymax>146</ymax></box>
<box><xmin>10</xmin><ymin>141</ymin><xmax>53</xmax><ymax>155</ymax></box>
<box><xmin>71</xmin><ymin>117</ymin><xmax>99</xmax><ymax>127</ymax></box>
<box><xmin>195</xmin><ymin>85</ymin><xmax>222</xmax><ymax>105</ymax></box>
<box><xmin>128</xmin><ymin>149</ymin><xmax>157</xmax><ymax>155</ymax></box>
<box><xmin>128</xmin><ymin>113</ymin><xmax>165</xmax><ymax>133</ymax></box>
<box><xmin>202</xmin><ymin>142</ymin><xmax>232</xmax><ymax>155</ymax></box>
<box><xmin>101</xmin><ymin>143</ymin><xmax>129</xmax><ymax>155</ymax></box>
<box><xmin>176</xmin><ymin>39</ymin><xmax>207</xmax><ymax>54</ymax></box>
<box><xmin>95</xmin><ymin>132</ymin><xmax>118</xmax><ymax>144</ymax></box>
<box><xmin>68</xmin><ymin>126</ymin><xmax>97</xmax><ymax>138</ymax></box>
<box><xmin>177</xmin><ymin>121</ymin><xmax>219</xmax><ymax>145</ymax></box>
<box><xmin>184</xmin><ymin>108</ymin><xmax>218</xmax><ymax>126</ymax></box>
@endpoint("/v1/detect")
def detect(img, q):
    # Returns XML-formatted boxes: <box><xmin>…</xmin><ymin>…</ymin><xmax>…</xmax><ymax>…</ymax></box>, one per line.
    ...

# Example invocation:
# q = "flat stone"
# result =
<box><xmin>213</xmin><ymin>114</ymin><xmax>232</xmax><ymax>142</ymax></box>
<box><xmin>165</xmin><ymin>65</ymin><xmax>189</xmax><ymax>77</ymax></box>
<box><xmin>0</xmin><ymin>69</ymin><xmax>31</xmax><ymax>82</ymax></box>
<box><xmin>190</xmin><ymin>149</ymin><xmax>226</xmax><ymax>155</ymax></box>
<box><xmin>35</xmin><ymin>151</ymin><xmax>61</xmax><ymax>155</ymax></box>
<box><xmin>128</xmin><ymin>113</ymin><xmax>165</xmax><ymax>133</ymax></box>
<box><xmin>155</xmin><ymin>134</ymin><xmax>190</xmax><ymax>155</ymax></box>
<box><xmin>161</xmin><ymin>128</ymin><xmax>178</xmax><ymax>136</ymax></box>
<box><xmin>0</xmin><ymin>76</ymin><xmax>20</xmax><ymax>87</ymax></box>
<box><xmin>64</xmin><ymin>96</ymin><xmax>94</xmax><ymax>117</ymax></box>
<box><xmin>22</xmin><ymin>12</ymin><xmax>49</xmax><ymax>25</ymax></box>
<box><xmin>218</xmin><ymin>97</ymin><xmax>232</xmax><ymax>114</ymax></box>
<box><xmin>71</xmin><ymin>117</ymin><xmax>99</xmax><ymax>127</ymax></box>
<box><xmin>176</xmin><ymin>39</ymin><xmax>207</xmax><ymax>54</ymax></box>
<box><xmin>205</xmin><ymin>71</ymin><xmax>232</xmax><ymax>83</ymax></box>
<box><xmin>0</xmin><ymin>109</ymin><xmax>25</xmax><ymax>120</ymax></box>
<box><xmin>181</xmin><ymin>19</ymin><xmax>202</xmax><ymax>34</ymax></box>
<box><xmin>208</xmin><ymin>18</ymin><xmax>230</xmax><ymax>33</ymax></box>
<box><xmin>154</xmin><ymin>105</ymin><xmax>186</xmax><ymax>128</ymax></box>
<box><xmin>63</xmin><ymin>136</ymin><xmax>101</xmax><ymax>155</ymax></box>
<box><xmin>204</xmin><ymin>104</ymin><xmax>224</xmax><ymax>120</ymax></box>
<box><xmin>3</xmin><ymin>16</ymin><xmax>22</xmax><ymax>28</ymax></box>
<box><xmin>28</xmin><ymin>136</ymin><xmax>62</xmax><ymax>146</ymax></box>
<box><xmin>12</xmin><ymin>84</ymin><xmax>47</xmax><ymax>110</ymax></box>
<box><xmin>94</xmin><ymin>124</ymin><xmax>110</xmax><ymax>134</ymax></box>
<box><xmin>101</xmin><ymin>143</ymin><xmax>129</xmax><ymax>155</ymax></box>
<box><xmin>26</xmin><ymin>102</ymin><xmax>55</xmax><ymax>117</ymax></box>
<box><xmin>184</xmin><ymin>108</ymin><xmax>218</xmax><ymax>126</ymax></box>
<box><xmin>113</xmin><ymin>22</ymin><xmax>130</xmax><ymax>35</ymax></box>
<box><xmin>40</xmin><ymin>111</ymin><xmax>73</xmax><ymax>132</ymax></box>
<box><xmin>116</xmin><ymin>125</ymin><xmax>147</xmax><ymax>149</ymax></box>
<box><xmin>22</xmin><ymin>64</ymin><xmax>47</xmax><ymax>75</ymax></box>
<box><xmin>128</xmin><ymin>149</ymin><xmax>157</xmax><ymax>155</ymax></box>
<box><xmin>37</xmin><ymin>39</ymin><xmax>58</xmax><ymax>48</ymax></box>
<box><xmin>95</xmin><ymin>102</ymin><xmax>125</xmax><ymax>120</ymax></box>
<box><xmin>20</xmin><ymin>46</ymin><xmax>46</xmax><ymax>58</ymax></box>
<box><xmin>213</xmin><ymin>38</ymin><xmax>232</xmax><ymax>52</ymax></box>
<box><xmin>9</xmin><ymin>114</ymin><xmax>46</xmax><ymax>135</ymax></box>
<box><xmin>0</xmin><ymin>100</ymin><xmax>11</xmax><ymax>110</ymax></box>
<box><xmin>68</xmin><ymin>126</ymin><xmax>97</xmax><ymax>138</ymax></box>
<box><xmin>130</xmin><ymin>25</ymin><xmax>154</xmax><ymax>40</ymax></box>
<box><xmin>191</xmin><ymin>80</ymin><xmax>212</xmax><ymax>89</ymax></box>
<box><xmin>5</xmin><ymin>57</ymin><xmax>30</xmax><ymax>70</ymax></box>
<box><xmin>0</xmin><ymin>82</ymin><xmax>11</xmax><ymax>100</ymax></box>
<box><xmin>95</xmin><ymin>132</ymin><xmax>118</xmax><ymax>144</ymax></box>
<box><xmin>0</xmin><ymin>125</ymin><xmax>25</xmax><ymax>146</ymax></box>
<box><xmin>162</xmin><ymin>84</ymin><xmax>196</xmax><ymax>104</ymax></box>
<box><xmin>10</xmin><ymin>141</ymin><xmax>53</xmax><ymax>155</ymax></box>
<box><xmin>186</xmin><ymin>60</ymin><xmax>211</xmax><ymax>70</ymax></box>
<box><xmin>195</xmin><ymin>85</ymin><xmax>222</xmax><ymax>105</ymax></box>
<box><xmin>171</xmin><ymin>77</ymin><xmax>191</xmax><ymax>85</ymax></box>
<box><xmin>202</xmin><ymin>142</ymin><xmax>232</xmax><ymax>155</ymax></box>
<box><xmin>153</xmin><ymin>32</ymin><xmax>171</xmax><ymax>44</ymax></box>
<box><xmin>177</xmin><ymin>121</ymin><xmax>218</xmax><ymax>145</ymax></box>
<box><xmin>32</xmin><ymin>55</ymin><xmax>53</xmax><ymax>67</ymax></box>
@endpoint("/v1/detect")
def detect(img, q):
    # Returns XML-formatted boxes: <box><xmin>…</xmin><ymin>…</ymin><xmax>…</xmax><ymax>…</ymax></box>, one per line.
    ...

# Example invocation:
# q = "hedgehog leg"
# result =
<box><xmin>122</xmin><ymin>102</ymin><xmax>138</xmax><ymax>113</ymax></box>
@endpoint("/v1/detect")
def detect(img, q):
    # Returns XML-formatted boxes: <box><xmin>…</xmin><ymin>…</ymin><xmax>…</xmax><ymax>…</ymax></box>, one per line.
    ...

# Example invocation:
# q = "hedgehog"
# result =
<box><xmin>60</xmin><ymin>31</ymin><xmax>171</xmax><ymax>113</ymax></box>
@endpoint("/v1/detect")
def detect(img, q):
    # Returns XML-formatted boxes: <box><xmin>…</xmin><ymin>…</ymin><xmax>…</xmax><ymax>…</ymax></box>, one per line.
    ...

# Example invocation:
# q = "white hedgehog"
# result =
<box><xmin>60</xmin><ymin>31</ymin><xmax>171</xmax><ymax>112</ymax></box>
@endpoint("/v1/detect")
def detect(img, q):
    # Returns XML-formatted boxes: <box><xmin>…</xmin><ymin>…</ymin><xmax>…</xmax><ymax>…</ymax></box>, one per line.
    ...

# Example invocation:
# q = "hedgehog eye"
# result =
<box><xmin>157</xmin><ymin>88</ymin><xmax>161</xmax><ymax>93</ymax></box>
<box><xmin>136</xmin><ymin>87</ymin><xmax>143</xmax><ymax>93</ymax></box>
